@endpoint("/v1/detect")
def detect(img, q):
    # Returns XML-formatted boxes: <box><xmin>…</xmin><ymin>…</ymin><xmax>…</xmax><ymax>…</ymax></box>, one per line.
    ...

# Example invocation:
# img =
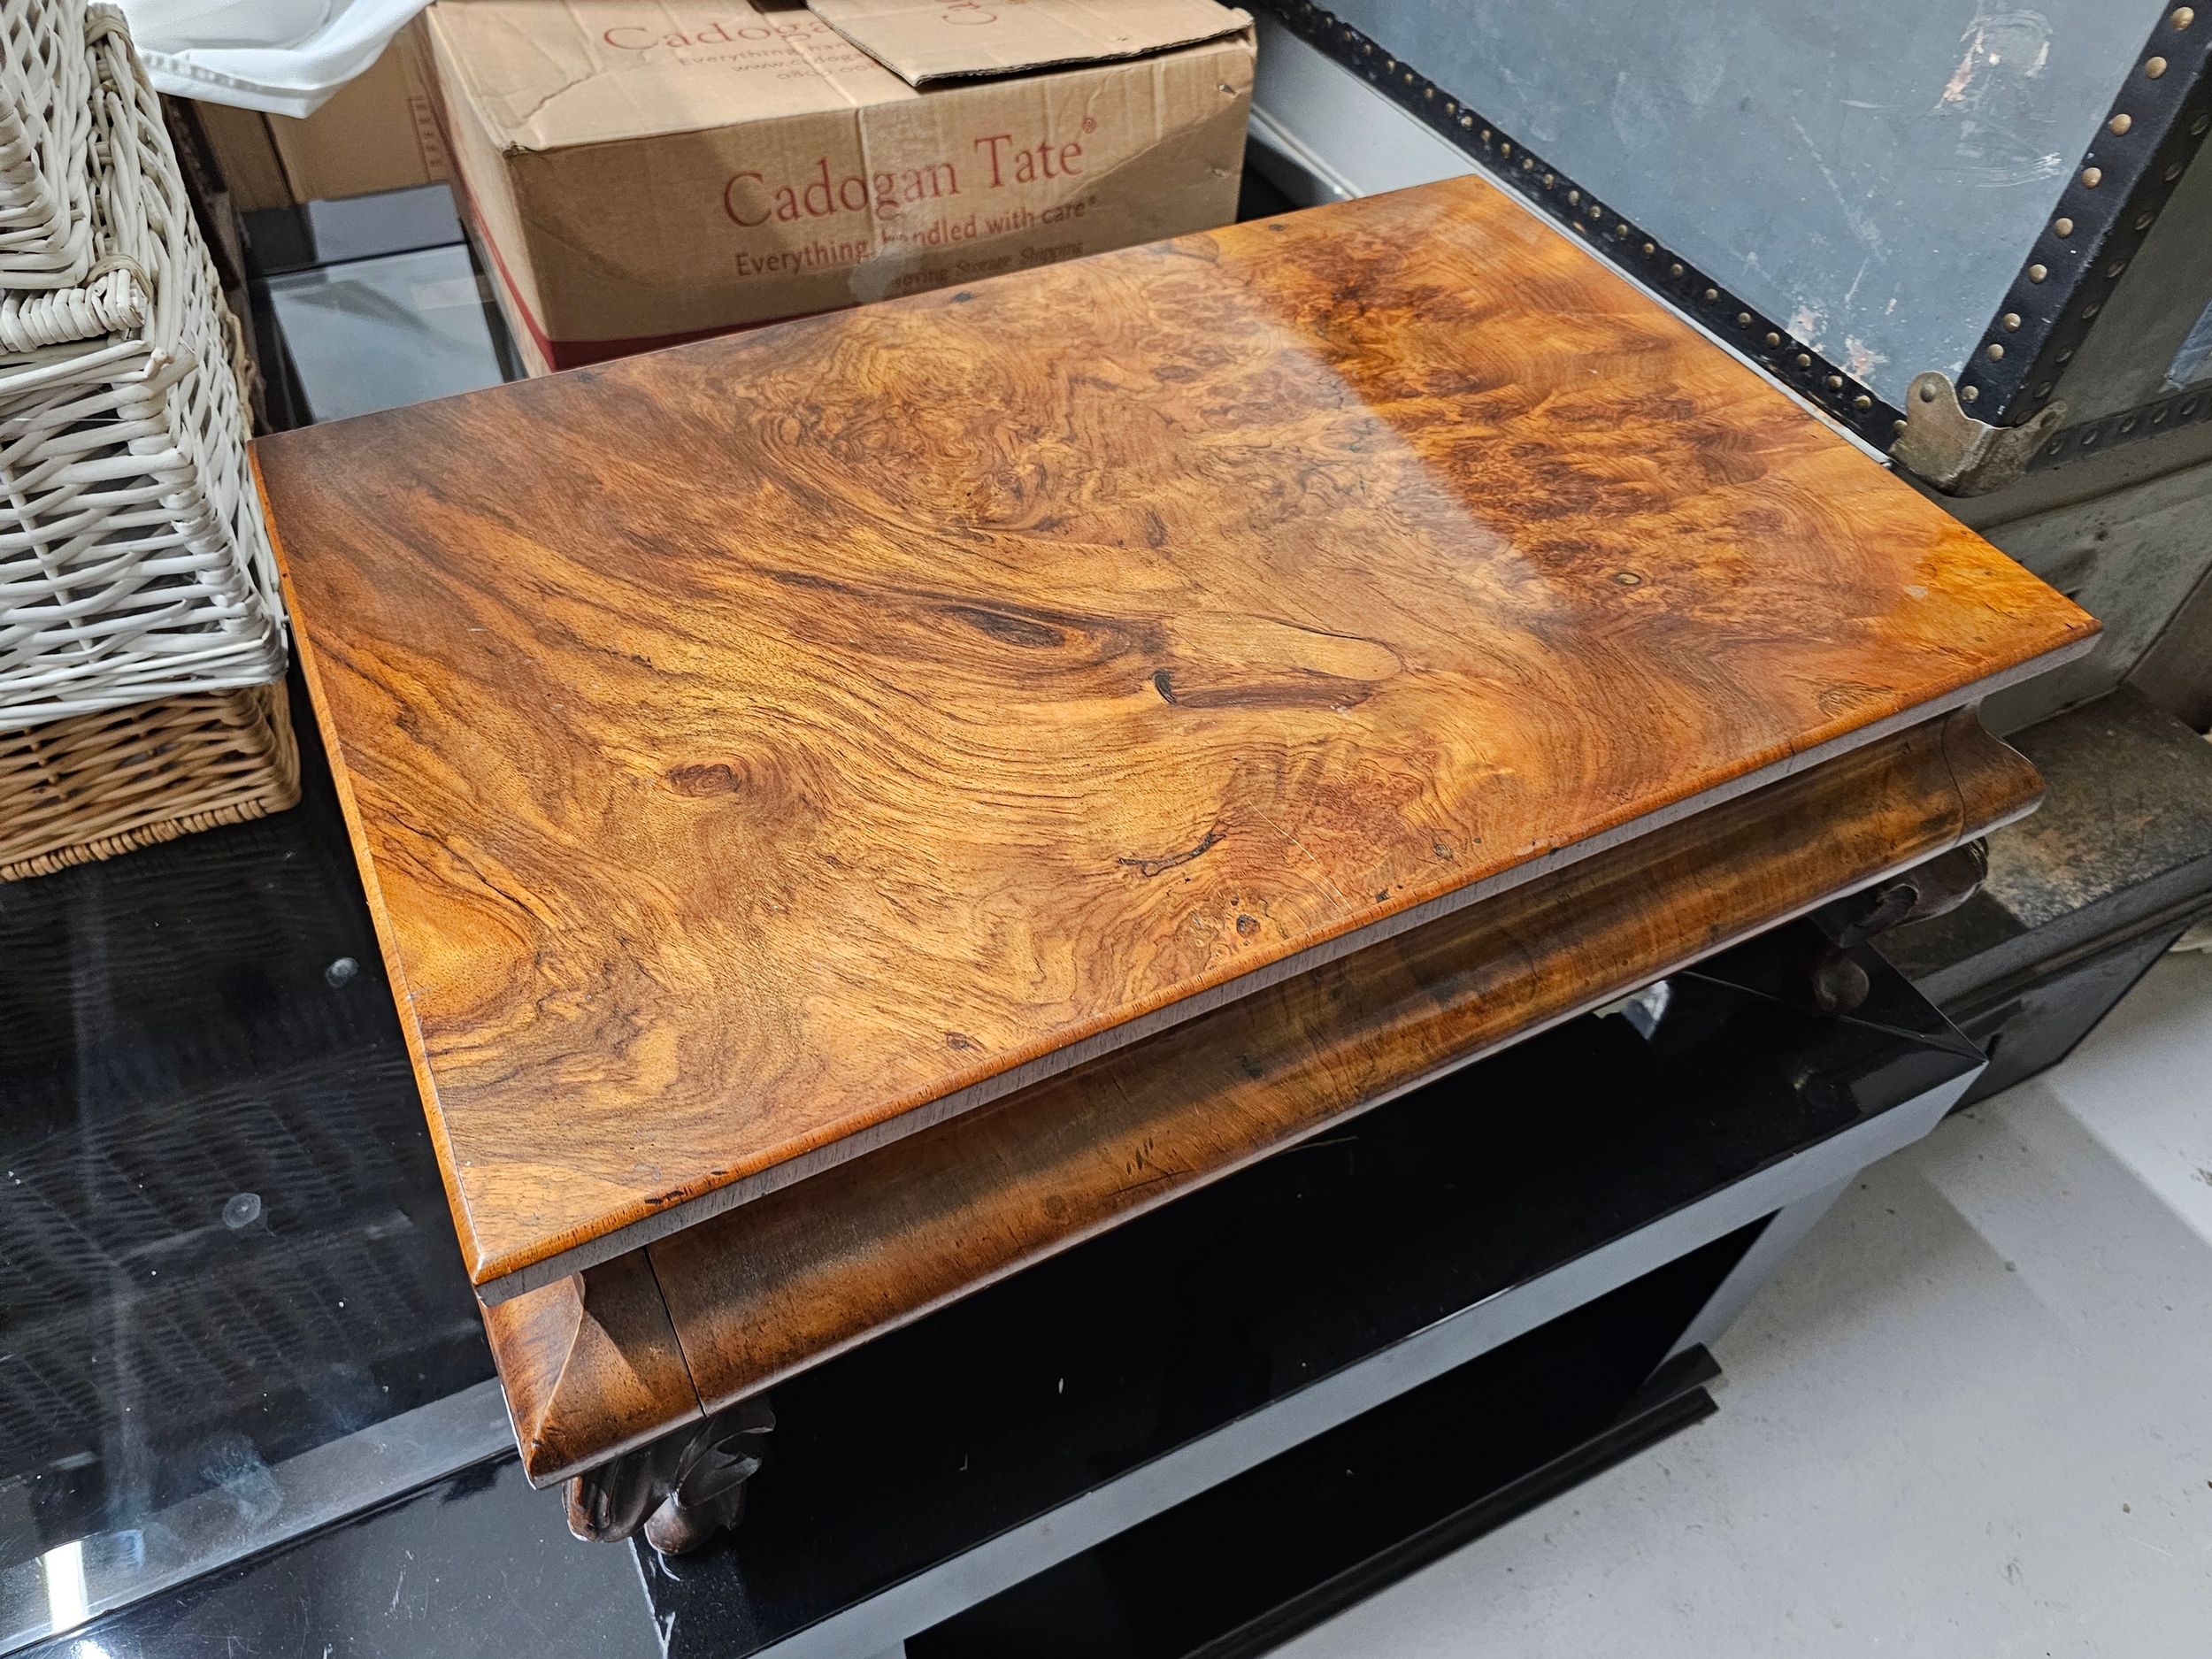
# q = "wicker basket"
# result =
<box><xmin>0</xmin><ymin>9</ymin><xmax>284</xmax><ymax>729</ymax></box>
<box><xmin>0</xmin><ymin>676</ymin><xmax>299</xmax><ymax>880</ymax></box>
<box><xmin>0</xmin><ymin>6</ymin><xmax>145</xmax><ymax>353</ymax></box>
<box><xmin>0</xmin><ymin>0</ymin><xmax>95</xmax><ymax>291</ymax></box>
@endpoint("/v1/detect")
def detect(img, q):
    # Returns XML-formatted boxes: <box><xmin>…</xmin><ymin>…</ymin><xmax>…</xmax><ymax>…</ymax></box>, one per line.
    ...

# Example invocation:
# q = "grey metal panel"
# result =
<box><xmin>1245</xmin><ymin>105</ymin><xmax>1358</xmax><ymax>206</ymax></box>
<box><xmin>1976</xmin><ymin>454</ymin><xmax>2212</xmax><ymax>731</ymax></box>
<box><xmin>1315</xmin><ymin>0</ymin><xmax>2155</xmax><ymax>410</ymax></box>
<box><xmin>2126</xmin><ymin>560</ymin><xmax>2212</xmax><ymax>729</ymax></box>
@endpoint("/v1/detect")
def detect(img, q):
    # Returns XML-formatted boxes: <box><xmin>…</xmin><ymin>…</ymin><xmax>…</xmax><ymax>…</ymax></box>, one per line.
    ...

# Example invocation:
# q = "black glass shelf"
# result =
<box><xmin>0</xmin><ymin>667</ymin><xmax>498</xmax><ymax>1649</ymax></box>
<box><xmin>5</xmin><ymin>814</ymin><xmax>1977</xmax><ymax>1656</ymax></box>
<box><xmin>634</xmin><ymin>938</ymin><xmax>1975</xmax><ymax>1656</ymax></box>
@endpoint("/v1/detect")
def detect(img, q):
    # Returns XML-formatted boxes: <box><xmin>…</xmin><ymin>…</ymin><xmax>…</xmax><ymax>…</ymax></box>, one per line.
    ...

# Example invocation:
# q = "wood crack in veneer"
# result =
<box><xmin>485</xmin><ymin>708</ymin><xmax>2039</xmax><ymax>1487</ymax></box>
<box><xmin>254</xmin><ymin>172</ymin><xmax>2095</xmax><ymax>1306</ymax></box>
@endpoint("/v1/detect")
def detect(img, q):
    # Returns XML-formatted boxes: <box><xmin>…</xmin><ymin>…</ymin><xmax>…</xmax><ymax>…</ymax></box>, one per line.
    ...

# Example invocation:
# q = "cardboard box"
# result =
<box><xmin>265</xmin><ymin>35</ymin><xmax>450</xmax><ymax>205</ymax></box>
<box><xmin>419</xmin><ymin>0</ymin><xmax>1255</xmax><ymax>374</ymax></box>
<box><xmin>190</xmin><ymin>38</ymin><xmax>449</xmax><ymax>211</ymax></box>
<box><xmin>806</xmin><ymin>0</ymin><xmax>1250</xmax><ymax>82</ymax></box>
<box><xmin>191</xmin><ymin>98</ymin><xmax>296</xmax><ymax>214</ymax></box>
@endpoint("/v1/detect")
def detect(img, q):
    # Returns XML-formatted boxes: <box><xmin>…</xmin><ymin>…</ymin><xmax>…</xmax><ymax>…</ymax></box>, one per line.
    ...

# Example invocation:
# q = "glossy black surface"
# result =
<box><xmin>911</xmin><ymin>1283</ymin><xmax>1739</xmax><ymax>1657</ymax></box>
<box><xmin>1</xmin><ymin>185</ymin><xmax>534</xmax><ymax>1649</ymax></box>
<box><xmin>20</xmin><ymin>1456</ymin><xmax>657</xmax><ymax>1659</ymax></box>
<box><xmin>630</xmin><ymin>947</ymin><xmax>1977</xmax><ymax>1656</ymax></box>
<box><xmin>0</xmin><ymin>667</ymin><xmax>494</xmax><ymax>1606</ymax></box>
<box><xmin>11</xmin><ymin>921</ymin><xmax>1972</xmax><ymax>1657</ymax></box>
<box><xmin>261</xmin><ymin>245</ymin><xmax>515</xmax><ymax>424</ymax></box>
<box><xmin>1883</xmin><ymin>688</ymin><xmax>2212</xmax><ymax>1006</ymax></box>
<box><xmin>1944</xmin><ymin>923</ymin><xmax>2189</xmax><ymax>1109</ymax></box>
<box><xmin>242</xmin><ymin>185</ymin><xmax>466</xmax><ymax>279</ymax></box>
<box><xmin>11</xmin><ymin>1294</ymin><xmax>1728</xmax><ymax>1659</ymax></box>
<box><xmin>242</xmin><ymin>184</ymin><xmax>520</xmax><ymax>431</ymax></box>
<box><xmin>1233</xmin><ymin>141</ymin><xmax>1297</xmax><ymax>222</ymax></box>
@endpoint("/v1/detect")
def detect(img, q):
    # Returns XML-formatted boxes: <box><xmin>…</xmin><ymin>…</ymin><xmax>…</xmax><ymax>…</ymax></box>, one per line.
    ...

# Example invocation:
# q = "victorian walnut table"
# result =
<box><xmin>254</xmin><ymin>173</ymin><xmax>2093</xmax><ymax>1544</ymax></box>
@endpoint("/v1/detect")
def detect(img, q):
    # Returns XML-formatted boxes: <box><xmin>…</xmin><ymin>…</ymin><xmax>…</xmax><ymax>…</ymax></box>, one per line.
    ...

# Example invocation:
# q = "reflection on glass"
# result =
<box><xmin>263</xmin><ymin>246</ymin><xmax>513</xmax><ymax>422</ymax></box>
<box><xmin>41</xmin><ymin>1540</ymin><xmax>83</xmax><ymax>1634</ymax></box>
<box><xmin>0</xmin><ymin>721</ymin><xmax>504</xmax><ymax>1653</ymax></box>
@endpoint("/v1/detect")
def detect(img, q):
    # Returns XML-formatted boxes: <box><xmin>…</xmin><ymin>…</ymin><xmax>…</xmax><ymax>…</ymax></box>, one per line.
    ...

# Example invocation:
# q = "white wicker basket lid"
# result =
<box><xmin>0</xmin><ymin>0</ymin><xmax>97</xmax><ymax>289</ymax></box>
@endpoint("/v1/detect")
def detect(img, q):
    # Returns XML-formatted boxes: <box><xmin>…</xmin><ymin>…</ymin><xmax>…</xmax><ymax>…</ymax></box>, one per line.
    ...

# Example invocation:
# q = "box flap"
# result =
<box><xmin>427</xmin><ymin>0</ymin><xmax>916</xmax><ymax>152</ymax></box>
<box><xmin>804</xmin><ymin>0</ymin><xmax>1249</xmax><ymax>86</ymax></box>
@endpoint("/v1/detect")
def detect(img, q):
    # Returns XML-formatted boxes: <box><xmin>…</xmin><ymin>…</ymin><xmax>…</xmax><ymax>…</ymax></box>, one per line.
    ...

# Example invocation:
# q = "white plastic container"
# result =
<box><xmin>114</xmin><ymin>0</ymin><xmax>427</xmax><ymax>117</ymax></box>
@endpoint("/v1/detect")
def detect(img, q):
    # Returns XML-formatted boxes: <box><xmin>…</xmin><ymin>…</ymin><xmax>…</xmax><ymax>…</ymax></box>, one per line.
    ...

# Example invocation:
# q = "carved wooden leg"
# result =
<box><xmin>1783</xmin><ymin>840</ymin><xmax>1991</xmax><ymax>1014</ymax></box>
<box><xmin>566</xmin><ymin>1396</ymin><xmax>775</xmax><ymax>1554</ymax></box>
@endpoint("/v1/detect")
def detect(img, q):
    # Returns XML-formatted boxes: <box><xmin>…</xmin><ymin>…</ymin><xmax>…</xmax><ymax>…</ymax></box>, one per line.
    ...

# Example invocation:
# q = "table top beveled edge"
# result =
<box><xmin>463</xmin><ymin>629</ymin><xmax>2091</xmax><ymax>1303</ymax></box>
<box><xmin>474</xmin><ymin>705</ymin><xmax>2044</xmax><ymax>1482</ymax></box>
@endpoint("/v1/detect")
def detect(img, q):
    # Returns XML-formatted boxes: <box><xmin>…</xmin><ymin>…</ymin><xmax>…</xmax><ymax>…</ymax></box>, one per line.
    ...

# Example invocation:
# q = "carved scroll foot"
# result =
<box><xmin>1784</xmin><ymin>840</ymin><xmax>1990</xmax><ymax>1015</ymax></box>
<box><xmin>566</xmin><ymin>1397</ymin><xmax>775</xmax><ymax>1554</ymax></box>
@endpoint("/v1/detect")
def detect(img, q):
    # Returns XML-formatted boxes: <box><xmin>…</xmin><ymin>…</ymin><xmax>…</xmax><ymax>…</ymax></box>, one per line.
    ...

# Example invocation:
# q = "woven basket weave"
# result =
<box><xmin>0</xmin><ymin>0</ymin><xmax>95</xmax><ymax>290</ymax></box>
<box><xmin>0</xmin><ymin>6</ymin><xmax>144</xmax><ymax>354</ymax></box>
<box><xmin>0</xmin><ymin>9</ymin><xmax>283</xmax><ymax>729</ymax></box>
<box><xmin>0</xmin><ymin>676</ymin><xmax>299</xmax><ymax>880</ymax></box>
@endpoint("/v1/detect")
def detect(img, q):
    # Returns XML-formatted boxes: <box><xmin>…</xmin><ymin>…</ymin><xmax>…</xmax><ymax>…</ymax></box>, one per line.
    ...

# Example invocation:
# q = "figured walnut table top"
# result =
<box><xmin>257</xmin><ymin>175</ymin><xmax>2094</xmax><ymax>1299</ymax></box>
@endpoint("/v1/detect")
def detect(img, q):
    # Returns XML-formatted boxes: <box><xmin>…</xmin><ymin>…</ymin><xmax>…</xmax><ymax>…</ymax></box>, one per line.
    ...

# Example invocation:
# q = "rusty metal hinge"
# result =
<box><xmin>1891</xmin><ymin>371</ymin><xmax>2069</xmax><ymax>497</ymax></box>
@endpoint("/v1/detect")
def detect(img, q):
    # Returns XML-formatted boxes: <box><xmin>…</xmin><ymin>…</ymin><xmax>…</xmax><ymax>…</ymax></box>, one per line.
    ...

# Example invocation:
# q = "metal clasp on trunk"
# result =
<box><xmin>1892</xmin><ymin>372</ymin><xmax>2069</xmax><ymax>496</ymax></box>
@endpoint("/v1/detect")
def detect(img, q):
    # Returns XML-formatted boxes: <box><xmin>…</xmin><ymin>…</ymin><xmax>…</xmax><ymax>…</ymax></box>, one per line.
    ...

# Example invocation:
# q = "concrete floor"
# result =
<box><xmin>1287</xmin><ymin>949</ymin><xmax>2212</xmax><ymax>1659</ymax></box>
